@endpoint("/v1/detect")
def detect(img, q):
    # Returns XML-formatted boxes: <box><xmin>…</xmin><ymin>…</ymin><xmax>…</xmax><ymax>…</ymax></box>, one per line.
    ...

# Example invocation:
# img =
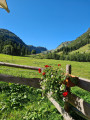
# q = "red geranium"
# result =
<box><xmin>42</xmin><ymin>72</ymin><xmax>46</xmax><ymax>75</ymax></box>
<box><xmin>58</xmin><ymin>64</ymin><xmax>61</xmax><ymax>66</ymax></box>
<box><xmin>45</xmin><ymin>65</ymin><xmax>51</xmax><ymax>68</ymax></box>
<box><xmin>45</xmin><ymin>65</ymin><xmax>49</xmax><ymax>68</ymax></box>
<box><xmin>38</xmin><ymin>68</ymin><xmax>41</xmax><ymax>73</ymax></box>
<box><xmin>62</xmin><ymin>91</ymin><xmax>68</xmax><ymax>97</ymax></box>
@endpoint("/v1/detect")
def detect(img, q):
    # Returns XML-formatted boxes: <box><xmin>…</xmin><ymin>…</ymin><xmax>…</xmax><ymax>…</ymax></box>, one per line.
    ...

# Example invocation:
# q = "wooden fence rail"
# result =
<box><xmin>65</xmin><ymin>65</ymin><xmax>90</xmax><ymax>120</ymax></box>
<box><xmin>0</xmin><ymin>74</ymin><xmax>41</xmax><ymax>88</ymax></box>
<box><xmin>0</xmin><ymin>62</ymin><xmax>44</xmax><ymax>70</ymax></box>
<box><xmin>0</xmin><ymin>62</ymin><xmax>90</xmax><ymax>120</ymax></box>
<box><xmin>77</xmin><ymin>77</ymin><xmax>90</xmax><ymax>92</ymax></box>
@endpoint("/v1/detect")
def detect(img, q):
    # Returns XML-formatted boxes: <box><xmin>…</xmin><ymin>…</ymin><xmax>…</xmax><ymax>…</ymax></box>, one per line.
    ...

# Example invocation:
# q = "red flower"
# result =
<box><xmin>42</xmin><ymin>72</ymin><xmax>46</xmax><ymax>75</ymax></box>
<box><xmin>62</xmin><ymin>92</ymin><xmax>68</xmax><ymax>97</ymax></box>
<box><xmin>58</xmin><ymin>64</ymin><xmax>61</xmax><ymax>66</ymax></box>
<box><xmin>38</xmin><ymin>68</ymin><xmax>41</xmax><ymax>73</ymax></box>
<box><xmin>45</xmin><ymin>65</ymin><xmax>51</xmax><ymax>68</ymax></box>
<box><xmin>45</xmin><ymin>65</ymin><xmax>49</xmax><ymax>68</ymax></box>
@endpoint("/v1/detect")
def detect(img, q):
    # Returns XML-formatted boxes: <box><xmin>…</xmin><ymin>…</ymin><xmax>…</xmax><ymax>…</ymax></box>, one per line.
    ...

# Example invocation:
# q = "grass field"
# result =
<box><xmin>0</xmin><ymin>54</ymin><xmax>90</xmax><ymax>79</ymax></box>
<box><xmin>0</xmin><ymin>54</ymin><xmax>90</xmax><ymax>120</ymax></box>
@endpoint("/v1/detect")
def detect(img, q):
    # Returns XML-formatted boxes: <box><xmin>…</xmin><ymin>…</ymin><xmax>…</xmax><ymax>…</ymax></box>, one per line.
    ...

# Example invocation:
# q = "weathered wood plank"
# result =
<box><xmin>77</xmin><ymin>77</ymin><xmax>90</xmax><ymax>92</ymax></box>
<box><xmin>68</xmin><ymin>93</ymin><xmax>90</xmax><ymax>119</ymax></box>
<box><xmin>66</xmin><ymin>64</ymin><xmax>71</xmax><ymax>74</ymax></box>
<box><xmin>71</xmin><ymin>107</ymin><xmax>89</xmax><ymax>120</ymax></box>
<box><xmin>0</xmin><ymin>62</ymin><xmax>44</xmax><ymax>70</ymax></box>
<box><xmin>65</xmin><ymin>65</ymin><xmax>71</xmax><ymax>112</ymax></box>
<box><xmin>0</xmin><ymin>74</ymin><xmax>41</xmax><ymax>88</ymax></box>
<box><xmin>47</xmin><ymin>93</ymin><xmax>74</xmax><ymax>120</ymax></box>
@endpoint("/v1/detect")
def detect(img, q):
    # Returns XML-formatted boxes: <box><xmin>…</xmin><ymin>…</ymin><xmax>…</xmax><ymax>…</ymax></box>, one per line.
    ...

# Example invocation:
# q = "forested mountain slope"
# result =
<box><xmin>43</xmin><ymin>29</ymin><xmax>90</xmax><ymax>62</ymax></box>
<box><xmin>0</xmin><ymin>29</ymin><xmax>47</xmax><ymax>55</ymax></box>
<box><xmin>56</xmin><ymin>28</ymin><xmax>90</xmax><ymax>53</ymax></box>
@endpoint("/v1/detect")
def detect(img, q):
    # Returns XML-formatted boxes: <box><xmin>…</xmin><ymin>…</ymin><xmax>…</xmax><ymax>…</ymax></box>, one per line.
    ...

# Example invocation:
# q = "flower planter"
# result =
<box><xmin>64</xmin><ymin>75</ymin><xmax>78</xmax><ymax>87</ymax></box>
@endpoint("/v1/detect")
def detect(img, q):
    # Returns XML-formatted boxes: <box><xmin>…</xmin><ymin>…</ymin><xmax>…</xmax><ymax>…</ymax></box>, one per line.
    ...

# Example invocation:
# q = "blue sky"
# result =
<box><xmin>0</xmin><ymin>0</ymin><xmax>90</xmax><ymax>50</ymax></box>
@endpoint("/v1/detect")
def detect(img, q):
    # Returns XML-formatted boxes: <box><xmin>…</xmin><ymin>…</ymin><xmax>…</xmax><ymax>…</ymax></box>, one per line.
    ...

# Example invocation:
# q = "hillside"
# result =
<box><xmin>42</xmin><ymin>28</ymin><xmax>90</xmax><ymax>62</ymax></box>
<box><xmin>0</xmin><ymin>29</ymin><xmax>26</xmax><ymax>46</ymax></box>
<box><xmin>56</xmin><ymin>28</ymin><xmax>90</xmax><ymax>53</ymax></box>
<box><xmin>69</xmin><ymin>44</ymin><xmax>90</xmax><ymax>54</ymax></box>
<box><xmin>56</xmin><ymin>41</ymin><xmax>72</xmax><ymax>50</ymax></box>
<box><xmin>0</xmin><ymin>29</ymin><xmax>47</xmax><ymax>55</ymax></box>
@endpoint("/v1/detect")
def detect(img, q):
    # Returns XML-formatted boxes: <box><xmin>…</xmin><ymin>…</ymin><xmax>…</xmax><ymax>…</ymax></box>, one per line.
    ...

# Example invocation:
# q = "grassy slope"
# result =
<box><xmin>57</xmin><ymin>44</ymin><xmax>90</xmax><ymax>55</ymax></box>
<box><xmin>67</xmin><ymin>29</ymin><xmax>90</xmax><ymax>47</ymax></box>
<box><xmin>69</xmin><ymin>44</ymin><xmax>90</xmax><ymax>54</ymax></box>
<box><xmin>56</xmin><ymin>41</ymin><xmax>72</xmax><ymax>50</ymax></box>
<box><xmin>56</xmin><ymin>29</ymin><xmax>90</xmax><ymax>56</ymax></box>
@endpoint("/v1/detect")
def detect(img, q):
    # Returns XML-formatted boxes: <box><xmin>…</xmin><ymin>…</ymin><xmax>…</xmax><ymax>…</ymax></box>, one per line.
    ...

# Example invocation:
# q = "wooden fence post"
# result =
<box><xmin>66</xmin><ymin>64</ymin><xmax>71</xmax><ymax>74</ymax></box>
<box><xmin>64</xmin><ymin>64</ymin><xmax>71</xmax><ymax>112</ymax></box>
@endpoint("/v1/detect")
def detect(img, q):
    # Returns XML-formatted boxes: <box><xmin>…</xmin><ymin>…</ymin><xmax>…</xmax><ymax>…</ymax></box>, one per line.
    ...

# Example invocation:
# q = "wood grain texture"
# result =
<box><xmin>47</xmin><ymin>93</ymin><xmax>74</xmax><ymax>120</ymax></box>
<box><xmin>77</xmin><ymin>77</ymin><xmax>90</xmax><ymax>92</ymax></box>
<box><xmin>0</xmin><ymin>74</ymin><xmax>41</xmax><ymax>88</ymax></box>
<box><xmin>66</xmin><ymin>64</ymin><xmax>71</xmax><ymax>74</ymax></box>
<box><xmin>68</xmin><ymin>93</ymin><xmax>90</xmax><ymax>119</ymax></box>
<box><xmin>0</xmin><ymin>62</ymin><xmax>44</xmax><ymax>70</ymax></box>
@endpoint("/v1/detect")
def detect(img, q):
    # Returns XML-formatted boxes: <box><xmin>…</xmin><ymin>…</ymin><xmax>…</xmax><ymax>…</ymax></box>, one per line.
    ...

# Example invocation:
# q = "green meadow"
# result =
<box><xmin>0</xmin><ymin>53</ymin><xmax>90</xmax><ymax>79</ymax></box>
<box><xmin>0</xmin><ymin>54</ymin><xmax>90</xmax><ymax>120</ymax></box>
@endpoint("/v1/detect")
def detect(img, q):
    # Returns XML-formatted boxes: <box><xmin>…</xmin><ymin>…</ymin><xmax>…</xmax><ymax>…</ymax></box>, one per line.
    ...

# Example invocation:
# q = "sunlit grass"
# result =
<box><xmin>0</xmin><ymin>54</ymin><xmax>90</xmax><ymax>79</ymax></box>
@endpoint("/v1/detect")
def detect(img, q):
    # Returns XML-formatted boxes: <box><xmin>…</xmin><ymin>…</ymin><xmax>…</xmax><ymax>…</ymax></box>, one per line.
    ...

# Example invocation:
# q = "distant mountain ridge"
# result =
<box><xmin>28</xmin><ymin>45</ymin><xmax>47</xmax><ymax>53</ymax></box>
<box><xmin>0</xmin><ymin>29</ymin><xmax>47</xmax><ymax>54</ymax></box>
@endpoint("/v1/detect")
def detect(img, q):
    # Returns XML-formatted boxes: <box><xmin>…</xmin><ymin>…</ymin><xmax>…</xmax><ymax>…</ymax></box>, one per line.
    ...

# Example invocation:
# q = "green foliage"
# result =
<box><xmin>0</xmin><ymin>38</ymin><xmax>30</xmax><ymax>56</ymax></box>
<box><xmin>43</xmin><ymin>52</ymin><xmax>90</xmax><ymax>62</ymax></box>
<box><xmin>2</xmin><ymin>45</ymin><xmax>14</xmax><ymax>55</ymax></box>
<box><xmin>40</xmin><ymin>67</ymin><xmax>66</xmax><ymax>98</ymax></box>
<box><xmin>23</xmin><ymin>102</ymin><xmax>62</xmax><ymax>120</ymax></box>
<box><xmin>0</xmin><ymin>82</ymin><xmax>63</xmax><ymax>120</ymax></box>
<box><xmin>31</xmin><ymin>49</ymin><xmax>36</xmax><ymax>54</ymax></box>
<box><xmin>69</xmin><ymin>44</ymin><xmax>90</xmax><ymax>54</ymax></box>
<box><xmin>40</xmin><ymin>66</ymin><xmax>78</xmax><ymax>100</ymax></box>
<box><xmin>0</xmin><ymin>83</ymin><xmax>30</xmax><ymax>110</ymax></box>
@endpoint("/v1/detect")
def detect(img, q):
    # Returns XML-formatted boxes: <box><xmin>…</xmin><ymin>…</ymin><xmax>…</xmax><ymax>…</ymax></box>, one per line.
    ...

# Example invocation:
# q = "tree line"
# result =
<box><xmin>43</xmin><ymin>52</ymin><xmax>90</xmax><ymax>62</ymax></box>
<box><xmin>0</xmin><ymin>39</ymin><xmax>36</xmax><ymax>56</ymax></box>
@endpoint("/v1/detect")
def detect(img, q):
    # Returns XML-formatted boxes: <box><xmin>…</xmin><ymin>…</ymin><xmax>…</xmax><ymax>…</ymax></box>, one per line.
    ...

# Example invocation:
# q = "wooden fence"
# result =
<box><xmin>0</xmin><ymin>62</ymin><xmax>90</xmax><ymax>120</ymax></box>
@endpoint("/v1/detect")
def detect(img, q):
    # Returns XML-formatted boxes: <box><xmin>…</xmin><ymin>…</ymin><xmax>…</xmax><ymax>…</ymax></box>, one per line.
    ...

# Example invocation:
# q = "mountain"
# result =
<box><xmin>56</xmin><ymin>41</ymin><xmax>72</xmax><ymax>50</ymax></box>
<box><xmin>43</xmin><ymin>28</ymin><xmax>90</xmax><ymax>62</ymax></box>
<box><xmin>0</xmin><ymin>29</ymin><xmax>47</xmax><ymax>55</ymax></box>
<box><xmin>0</xmin><ymin>29</ymin><xmax>26</xmax><ymax>46</ymax></box>
<box><xmin>56</xmin><ymin>28</ymin><xmax>90</xmax><ymax>53</ymax></box>
<box><xmin>28</xmin><ymin>45</ymin><xmax>47</xmax><ymax>53</ymax></box>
